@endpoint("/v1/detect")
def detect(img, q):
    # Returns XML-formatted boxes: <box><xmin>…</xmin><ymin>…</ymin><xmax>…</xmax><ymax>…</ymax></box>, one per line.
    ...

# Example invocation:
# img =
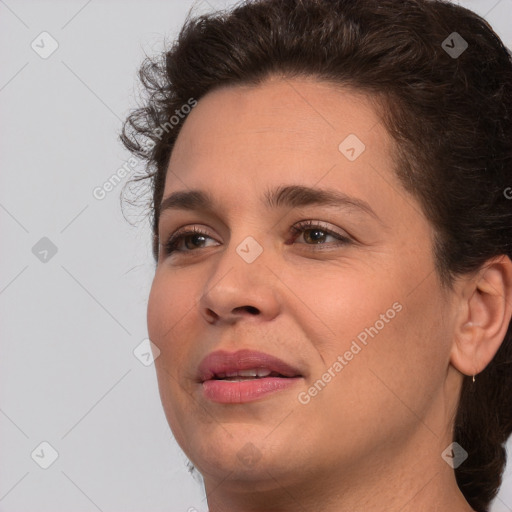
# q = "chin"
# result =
<box><xmin>186</xmin><ymin>424</ymin><xmax>295</xmax><ymax>479</ymax></box>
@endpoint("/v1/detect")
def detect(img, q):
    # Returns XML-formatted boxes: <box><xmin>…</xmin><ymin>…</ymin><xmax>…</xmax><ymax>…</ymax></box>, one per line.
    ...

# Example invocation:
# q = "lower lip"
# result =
<box><xmin>201</xmin><ymin>377</ymin><xmax>302</xmax><ymax>403</ymax></box>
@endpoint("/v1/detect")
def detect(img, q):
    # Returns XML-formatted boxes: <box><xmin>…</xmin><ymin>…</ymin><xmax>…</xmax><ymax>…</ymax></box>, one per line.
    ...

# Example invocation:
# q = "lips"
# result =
<box><xmin>197</xmin><ymin>349</ymin><xmax>302</xmax><ymax>383</ymax></box>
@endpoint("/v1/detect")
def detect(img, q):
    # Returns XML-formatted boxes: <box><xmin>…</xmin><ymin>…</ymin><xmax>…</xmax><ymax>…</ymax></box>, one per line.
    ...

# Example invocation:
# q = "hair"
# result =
<box><xmin>120</xmin><ymin>0</ymin><xmax>512</xmax><ymax>509</ymax></box>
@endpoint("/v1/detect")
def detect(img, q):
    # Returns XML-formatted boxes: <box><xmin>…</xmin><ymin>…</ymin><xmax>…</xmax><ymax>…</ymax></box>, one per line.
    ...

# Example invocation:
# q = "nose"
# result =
<box><xmin>198</xmin><ymin>240</ymin><xmax>281</xmax><ymax>325</ymax></box>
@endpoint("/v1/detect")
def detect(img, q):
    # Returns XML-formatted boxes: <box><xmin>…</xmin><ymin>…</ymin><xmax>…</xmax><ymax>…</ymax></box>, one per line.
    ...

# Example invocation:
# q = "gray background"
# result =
<box><xmin>0</xmin><ymin>0</ymin><xmax>511</xmax><ymax>510</ymax></box>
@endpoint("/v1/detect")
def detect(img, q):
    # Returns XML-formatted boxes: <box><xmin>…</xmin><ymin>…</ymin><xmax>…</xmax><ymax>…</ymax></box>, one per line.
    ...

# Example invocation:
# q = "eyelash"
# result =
<box><xmin>162</xmin><ymin>220</ymin><xmax>352</xmax><ymax>256</ymax></box>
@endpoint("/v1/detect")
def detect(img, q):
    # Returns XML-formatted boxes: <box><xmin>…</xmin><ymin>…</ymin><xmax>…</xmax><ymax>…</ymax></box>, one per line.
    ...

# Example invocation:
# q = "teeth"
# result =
<box><xmin>216</xmin><ymin>368</ymin><xmax>273</xmax><ymax>379</ymax></box>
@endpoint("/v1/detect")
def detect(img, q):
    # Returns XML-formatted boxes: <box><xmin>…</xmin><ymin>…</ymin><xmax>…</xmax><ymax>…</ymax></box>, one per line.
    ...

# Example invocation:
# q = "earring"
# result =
<box><xmin>472</xmin><ymin>374</ymin><xmax>475</xmax><ymax>383</ymax></box>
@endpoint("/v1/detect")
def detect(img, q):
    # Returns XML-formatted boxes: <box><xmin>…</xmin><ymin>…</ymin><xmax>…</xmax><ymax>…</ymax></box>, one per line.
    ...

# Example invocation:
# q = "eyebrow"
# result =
<box><xmin>159</xmin><ymin>184</ymin><xmax>381</xmax><ymax>222</ymax></box>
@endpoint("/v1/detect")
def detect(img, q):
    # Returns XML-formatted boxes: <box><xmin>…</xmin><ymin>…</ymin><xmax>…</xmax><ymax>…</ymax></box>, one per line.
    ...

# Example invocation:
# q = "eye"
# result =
<box><xmin>163</xmin><ymin>226</ymin><xmax>219</xmax><ymax>255</ymax></box>
<box><xmin>161</xmin><ymin>220</ymin><xmax>352</xmax><ymax>257</ymax></box>
<box><xmin>289</xmin><ymin>220</ymin><xmax>352</xmax><ymax>248</ymax></box>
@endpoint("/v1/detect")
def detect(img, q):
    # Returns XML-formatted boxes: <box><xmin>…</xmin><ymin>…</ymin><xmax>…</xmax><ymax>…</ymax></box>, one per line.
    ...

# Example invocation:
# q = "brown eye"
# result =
<box><xmin>290</xmin><ymin>221</ymin><xmax>352</xmax><ymax>247</ymax></box>
<box><xmin>163</xmin><ymin>227</ymin><xmax>218</xmax><ymax>255</ymax></box>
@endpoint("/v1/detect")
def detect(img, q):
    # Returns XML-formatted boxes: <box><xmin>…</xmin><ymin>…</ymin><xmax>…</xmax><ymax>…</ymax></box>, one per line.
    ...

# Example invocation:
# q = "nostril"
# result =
<box><xmin>205</xmin><ymin>309</ymin><xmax>219</xmax><ymax>322</ymax></box>
<box><xmin>235</xmin><ymin>305</ymin><xmax>259</xmax><ymax>315</ymax></box>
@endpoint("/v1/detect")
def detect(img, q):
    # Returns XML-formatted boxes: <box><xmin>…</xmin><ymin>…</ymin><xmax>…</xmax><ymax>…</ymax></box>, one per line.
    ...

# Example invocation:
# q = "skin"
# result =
<box><xmin>147</xmin><ymin>76</ymin><xmax>512</xmax><ymax>511</ymax></box>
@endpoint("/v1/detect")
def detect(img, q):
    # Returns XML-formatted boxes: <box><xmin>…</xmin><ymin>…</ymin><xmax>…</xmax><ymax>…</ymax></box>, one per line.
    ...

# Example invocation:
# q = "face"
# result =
<box><xmin>147</xmin><ymin>77</ymin><xmax>460</xmax><ymax>493</ymax></box>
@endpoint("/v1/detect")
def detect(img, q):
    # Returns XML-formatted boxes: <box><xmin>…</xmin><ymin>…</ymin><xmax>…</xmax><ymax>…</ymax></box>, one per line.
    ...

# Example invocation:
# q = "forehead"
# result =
<box><xmin>170</xmin><ymin>77</ymin><xmax>388</xmax><ymax>160</ymax></box>
<box><xmin>163</xmin><ymin>77</ymin><xmax>403</xmax><ymax>222</ymax></box>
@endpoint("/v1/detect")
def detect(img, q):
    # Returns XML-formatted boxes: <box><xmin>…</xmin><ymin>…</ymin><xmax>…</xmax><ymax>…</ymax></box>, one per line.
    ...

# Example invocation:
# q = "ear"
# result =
<box><xmin>450</xmin><ymin>255</ymin><xmax>512</xmax><ymax>377</ymax></box>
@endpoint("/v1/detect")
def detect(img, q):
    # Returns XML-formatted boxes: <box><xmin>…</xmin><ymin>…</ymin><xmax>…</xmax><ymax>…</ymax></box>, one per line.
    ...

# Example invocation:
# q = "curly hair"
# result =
<box><xmin>120</xmin><ymin>1</ymin><xmax>512</xmax><ymax>510</ymax></box>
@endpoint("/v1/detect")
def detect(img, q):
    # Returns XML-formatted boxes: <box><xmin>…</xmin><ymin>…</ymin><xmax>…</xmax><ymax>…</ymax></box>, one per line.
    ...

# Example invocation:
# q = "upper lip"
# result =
<box><xmin>197</xmin><ymin>349</ymin><xmax>303</xmax><ymax>382</ymax></box>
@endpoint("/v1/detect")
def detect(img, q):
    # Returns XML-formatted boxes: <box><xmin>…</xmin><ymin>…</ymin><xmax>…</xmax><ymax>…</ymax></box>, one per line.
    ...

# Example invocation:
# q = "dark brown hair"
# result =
<box><xmin>120</xmin><ymin>1</ymin><xmax>512</xmax><ymax>510</ymax></box>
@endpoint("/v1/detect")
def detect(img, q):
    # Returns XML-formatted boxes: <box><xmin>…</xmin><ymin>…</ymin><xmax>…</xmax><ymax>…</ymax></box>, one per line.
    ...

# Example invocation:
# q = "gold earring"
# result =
<box><xmin>472</xmin><ymin>374</ymin><xmax>475</xmax><ymax>383</ymax></box>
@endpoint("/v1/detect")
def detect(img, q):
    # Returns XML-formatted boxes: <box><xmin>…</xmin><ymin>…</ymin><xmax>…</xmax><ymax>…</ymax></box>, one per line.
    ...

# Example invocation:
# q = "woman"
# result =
<box><xmin>121</xmin><ymin>0</ymin><xmax>512</xmax><ymax>510</ymax></box>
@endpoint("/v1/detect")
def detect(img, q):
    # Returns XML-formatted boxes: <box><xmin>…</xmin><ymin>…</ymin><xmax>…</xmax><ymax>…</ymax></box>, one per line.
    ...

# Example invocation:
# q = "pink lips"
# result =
<box><xmin>197</xmin><ymin>349</ymin><xmax>303</xmax><ymax>404</ymax></box>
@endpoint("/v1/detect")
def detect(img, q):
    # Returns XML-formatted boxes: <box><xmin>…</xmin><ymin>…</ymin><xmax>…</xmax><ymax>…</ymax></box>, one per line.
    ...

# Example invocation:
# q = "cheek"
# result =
<box><xmin>147</xmin><ymin>271</ymin><xmax>197</xmax><ymax>404</ymax></box>
<box><xmin>147</xmin><ymin>270</ymin><xmax>196</xmax><ymax>345</ymax></box>
<box><xmin>326</xmin><ymin>277</ymin><xmax>450</xmax><ymax>421</ymax></box>
<box><xmin>284</xmin><ymin>262</ymin><xmax>397</xmax><ymax>353</ymax></box>
<box><xmin>301</xmin><ymin>260</ymin><xmax>450</xmax><ymax>412</ymax></box>
<box><xmin>147</xmin><ymin>272</ymin><xmax>199</xmax><ymax>450</ymax></box>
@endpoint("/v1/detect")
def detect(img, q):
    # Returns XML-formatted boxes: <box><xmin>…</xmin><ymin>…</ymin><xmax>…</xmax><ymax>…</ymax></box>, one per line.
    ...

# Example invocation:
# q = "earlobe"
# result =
<box><xmin>449</xmin><ymin>255</ymin><xmax>512</xmax><ymax>378</ymax></box>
